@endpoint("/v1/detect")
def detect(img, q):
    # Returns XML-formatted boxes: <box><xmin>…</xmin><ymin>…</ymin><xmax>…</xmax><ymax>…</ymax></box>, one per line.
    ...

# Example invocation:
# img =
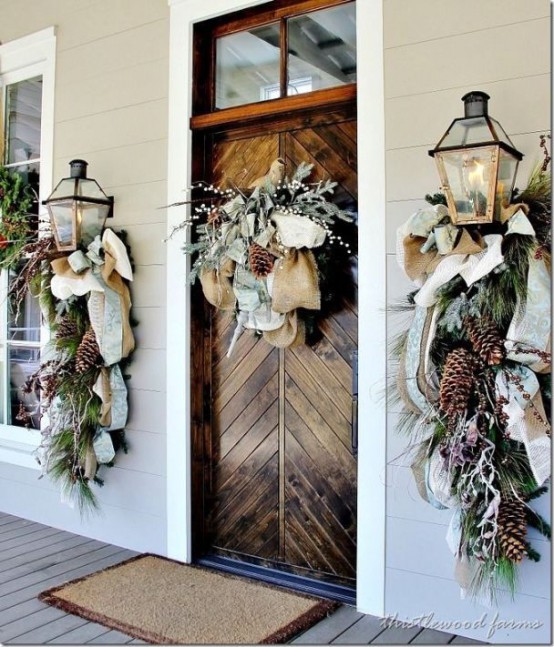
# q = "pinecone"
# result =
<box><xmin>249</xmin><ymin>242</ymin><xmax>274</xmax><ymax>279</ymax></box>
<box><xmin>497</xmin><ymin>497</ymin><xmax>527</xmax><ymax>562</ymax></box>
<box><xmin>56</xmin><ymin>315</ymin><xmax>78</xmax><ymax>339</ymax></box>
<box><xmin>465</xmin><ymin>316</ymin><xmax>504</xmax><ymax>366</ymax></box>
<box><xmin>75</xmin><ymin>328</ymin><xmax>101</xmax><ymax>373</ymax></box>
<box><xmin>439</xmin><ymin>348</ymin><xmax>477</xmax><ymax>421</ymax></box>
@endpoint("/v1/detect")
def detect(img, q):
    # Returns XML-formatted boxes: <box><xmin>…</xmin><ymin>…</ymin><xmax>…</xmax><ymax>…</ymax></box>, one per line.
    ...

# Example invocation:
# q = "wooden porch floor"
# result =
<box><xmin>0</xmin><ymin>512</ymin><xmax>481</xmax><ymax>645</ymax></box>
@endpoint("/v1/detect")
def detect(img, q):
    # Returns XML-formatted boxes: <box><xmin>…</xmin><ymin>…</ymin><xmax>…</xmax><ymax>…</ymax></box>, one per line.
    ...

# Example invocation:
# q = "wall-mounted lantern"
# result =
<box><xmin>429</xmin><ymin>91</ymin><xmax>523</xmax><ymax>225</ymax></box>
<box><xmin>43</xmin><ymin>159</ymin><xmax>113</xmax><ymax>252</ymax></box>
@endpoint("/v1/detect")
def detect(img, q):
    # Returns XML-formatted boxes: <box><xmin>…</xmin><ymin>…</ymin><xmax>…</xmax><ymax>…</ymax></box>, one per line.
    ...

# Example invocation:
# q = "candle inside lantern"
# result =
<box><xmin>466</xmin><ymin>159</ymin><xmax>485</xmax><ymax>216</ymax></box>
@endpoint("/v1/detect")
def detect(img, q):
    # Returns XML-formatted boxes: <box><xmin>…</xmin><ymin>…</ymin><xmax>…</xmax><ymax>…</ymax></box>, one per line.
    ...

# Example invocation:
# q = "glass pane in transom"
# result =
<box><xmin>5</xmin><ymin>77</ymin><xmax>43</xmax><ymax>165</ymax></box>
<box><xmin>287</xmin><ymin>3</ymin><xmax>356</xmax><ymax>96</ymax></box>
<box><xmin>216</xmin><ymin>23</ymin><xmax>281</xmax><ymax>108</ymax></box>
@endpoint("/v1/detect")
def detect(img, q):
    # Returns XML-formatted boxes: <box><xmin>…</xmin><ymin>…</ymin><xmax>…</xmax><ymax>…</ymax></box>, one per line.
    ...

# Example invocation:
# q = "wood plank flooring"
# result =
<box><xmin>0</xmin><ymin>512</ymin><xmax>479</xmax><ymax>645</ymax></box>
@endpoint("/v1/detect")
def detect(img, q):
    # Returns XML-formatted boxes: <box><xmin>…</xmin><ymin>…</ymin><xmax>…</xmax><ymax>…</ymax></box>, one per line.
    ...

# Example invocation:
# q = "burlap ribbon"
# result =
<box><xmin>263</xmin><ymin>310</ymin><xmax>305</xmax><ymax>348</ymax></box>
<box><xmin>272</xmin><ymin>249</ymin><xmax>320</xmax><ymax>313</ymax></box>
<box><xmin>200</xmin><ymin>257</ymin><xmax>236</xmax><ymax>310</ymax></box>
<box><xmin>401</xmin><ymin>229</ymin><xmax>484</xmax><ymax>285</ymax></box>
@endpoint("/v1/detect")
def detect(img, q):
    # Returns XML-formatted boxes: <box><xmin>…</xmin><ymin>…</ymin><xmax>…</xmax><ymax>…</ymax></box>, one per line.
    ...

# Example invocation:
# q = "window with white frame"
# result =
<box><xmin>0</xmin><ymin>28</ymin><xmax>55</xmax><ymax>467</ymax></box>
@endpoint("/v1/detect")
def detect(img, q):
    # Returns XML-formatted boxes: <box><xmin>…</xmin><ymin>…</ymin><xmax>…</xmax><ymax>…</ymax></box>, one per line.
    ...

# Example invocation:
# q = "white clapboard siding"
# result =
<box><xmin>384</xmin><ymin>0</ymin><xmax>550</xmax><ymax>49</ymax></box>
<box><xmin>116</xmin><ymin>429</ymin><xmax>167</xmax><ymax>477</ymax></box>
<box><xmin>122</xmin><ymin>223</ymin><xmax>167</xmax><ymax>268</ymax></box>
<box><xmin>54</xmin><ymin>138</ymin><xmax>168</xmax><ymax>188</ymax></box>
<box><xmin>386</xmin><ymin>200</ymin><xmax>428</xmax><ymax>254</ymax></box>
<box><xmin>0</xmin><ymin>469</ymin><xmax>166</xmax><ymax>554</ymax></box>
<box><xmin>126</xmin><ymin>389</ymin><xmax>167</xmax><ymax>435</ymax></box>
<box><xmin>56</xmin><ymin>19</ymin><xmax>169</xmax><ymax>85</ymax></box>
<box><xmin>388</xmin><ymin>516</ymin><xmax>551</xmax><ymax>600</ymax></box>
<box><xmin>385</xmin><ymin>568</ymin><xmax>551</xmax><ymax>644</ymax></box>
<box><xmin>385</xmin><ymin>18</ymin><xmax>550</xmax><ymax>99</ymax></box>
<box><xmin>386</xmin><ymin>74</ymin><xmax>550</xmax><ymax>151</ymax></box>
<box><xmin>55</xmin><ymin>100</ymin><xmax>168</xmax><ymax>159</ymax></box>
<box><xmin>55</xmin><ymin>57</ymin><xmax>169</xmax><ymax>122</ymax></box>
<box><xmin>384</xmin><ymin>3</ymin><xmax>551</xmax><ymax>640</ymax></box>
<box><xmin>132</xmin><ymin>306</ymin><xmax>167</xmax><ymax>350</ymax></box>
<box><xmin>101</xmin><ymin>180</ymin><xmax>168</xmax><ymax>227</ymax></box>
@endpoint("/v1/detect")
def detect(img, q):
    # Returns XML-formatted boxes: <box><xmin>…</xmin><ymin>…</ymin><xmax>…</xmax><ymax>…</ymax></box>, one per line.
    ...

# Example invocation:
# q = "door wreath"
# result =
<box><xmin>171</xmin><ymin>159</ymin><xmax>356</xmax><ymax>356</ymax></box>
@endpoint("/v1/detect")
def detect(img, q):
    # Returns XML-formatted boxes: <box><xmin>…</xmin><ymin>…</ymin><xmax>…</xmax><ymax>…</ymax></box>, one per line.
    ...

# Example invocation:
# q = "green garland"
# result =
<box><xmin>393</xmin><ymin>155</ymin><xmax>551</xmax><ymax>602</ymax></box>
<box><xmin>0</xmin><ymin>166</ymin><xmax>36</xmax><ymax>269</ymax></box>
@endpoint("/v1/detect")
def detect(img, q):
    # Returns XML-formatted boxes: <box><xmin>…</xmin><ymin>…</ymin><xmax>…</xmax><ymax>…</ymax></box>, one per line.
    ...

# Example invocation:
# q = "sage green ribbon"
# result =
<box><xmin>90</xmin><ymin>266</ymin><xmax>124</xmax><ymax>367</ymax></box>
<box><xmin>404</xmin><ymin>305</ymin><xmax>432</xmax><ymax>412</ymax></box>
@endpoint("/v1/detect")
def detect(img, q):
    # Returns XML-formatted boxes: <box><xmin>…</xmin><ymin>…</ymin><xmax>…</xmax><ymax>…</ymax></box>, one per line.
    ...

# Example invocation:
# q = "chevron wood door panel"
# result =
<box><xmin>198</xmin><ymin>119</ymin><xmax>358</xmax><ymax>584</ymax></box>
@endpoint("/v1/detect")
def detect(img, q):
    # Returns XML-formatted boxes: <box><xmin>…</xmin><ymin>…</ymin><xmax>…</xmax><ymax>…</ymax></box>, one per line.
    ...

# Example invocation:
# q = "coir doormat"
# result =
<box><xmin>39</xmin><ymin>554</ymin><xmax>337</xmax><ymax>644</ymax></box>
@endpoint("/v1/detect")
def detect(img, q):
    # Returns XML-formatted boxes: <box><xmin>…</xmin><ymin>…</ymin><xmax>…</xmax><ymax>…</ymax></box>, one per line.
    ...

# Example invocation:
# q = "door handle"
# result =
<box><xmin>351</xmin><ymin>350</ymin><xmax>358</xmax><ymax>456</ymax></box>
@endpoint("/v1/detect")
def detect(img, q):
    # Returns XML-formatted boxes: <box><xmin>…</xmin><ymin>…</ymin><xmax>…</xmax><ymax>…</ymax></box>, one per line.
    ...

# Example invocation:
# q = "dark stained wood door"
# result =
<box><xmin>195</xmin><ymin>118</ymin><xmax>358</xmax><ymax>584</ymax></box>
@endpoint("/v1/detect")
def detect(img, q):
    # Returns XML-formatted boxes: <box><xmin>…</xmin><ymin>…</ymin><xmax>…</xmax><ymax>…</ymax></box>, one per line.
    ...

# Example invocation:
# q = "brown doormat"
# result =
<box><xmin>39</xmin><ymin>554</ymin><xmax>338</xmax><ymax>644</ymax></box>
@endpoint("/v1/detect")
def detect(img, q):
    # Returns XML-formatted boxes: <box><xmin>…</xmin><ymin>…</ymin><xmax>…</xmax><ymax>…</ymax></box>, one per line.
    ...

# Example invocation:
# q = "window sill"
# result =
<box><xmin>0</xmin><ymin>426</ymin><xmax>41</xmax><ymax>470</ymax></box>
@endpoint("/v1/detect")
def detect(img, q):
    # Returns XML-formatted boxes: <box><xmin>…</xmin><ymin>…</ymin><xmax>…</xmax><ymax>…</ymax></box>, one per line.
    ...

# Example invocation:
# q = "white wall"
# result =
<box><xmin>383</xmin><ymin>0</ymin><xmax>551</xmax><ymax>643</ymax></box>
<box><xmin>0</xmin><ymin>0</ymin><xmax>169</xmax><ymax>555</ymax></box>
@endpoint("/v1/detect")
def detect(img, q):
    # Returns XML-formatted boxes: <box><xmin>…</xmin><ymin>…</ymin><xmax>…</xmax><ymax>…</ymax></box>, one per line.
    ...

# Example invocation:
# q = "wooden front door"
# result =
<box><xmin>192</xmin><ymin>115</ymin><xmax>358</xmax><ymax>586</ymax></box>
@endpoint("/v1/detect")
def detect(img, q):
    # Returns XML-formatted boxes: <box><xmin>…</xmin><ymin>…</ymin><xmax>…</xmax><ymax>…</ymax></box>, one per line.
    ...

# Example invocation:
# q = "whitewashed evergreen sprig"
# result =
<box><xmin>168</xmin><ymin>162</ymin><xmax>355</xmax><ymax>285</ymax></box>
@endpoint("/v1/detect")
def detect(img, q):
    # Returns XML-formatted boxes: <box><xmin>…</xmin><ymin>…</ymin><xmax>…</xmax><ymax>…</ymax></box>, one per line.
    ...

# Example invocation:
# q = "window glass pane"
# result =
<box><xmin>287</xmin><ymin>3</ymin><xmax>356</xmax><ymax>96</ymax></box>
<box><xmin>8</xmin><ymin>276</ymin><xmax>41</xmax><ymax>343</ymax></box>
<box><xmin>216</xmin><ymin>23</ymin><xmax>280</xmax><ymax>108</ymax></box>
<box><xmin>9</xmin><ymin>345</ymin><xmax>40</xmax><ymax>429</ymax></box>
<box><xmin>5</xmin><ymin>77</ymin><xmax>43</xmax><ymax>164</ymax></box>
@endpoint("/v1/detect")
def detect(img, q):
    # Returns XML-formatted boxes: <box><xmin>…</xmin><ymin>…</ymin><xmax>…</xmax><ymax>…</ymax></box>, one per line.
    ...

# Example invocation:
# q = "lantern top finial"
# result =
<box><xmin>69</xmin><ymin>159</ymin><xmax>88</xmax><ymax>179</ymax></box>
<box><xmin>461</xmin><ymin>91</ymin><xmax>490</xmax><ymax>118</ymax></box>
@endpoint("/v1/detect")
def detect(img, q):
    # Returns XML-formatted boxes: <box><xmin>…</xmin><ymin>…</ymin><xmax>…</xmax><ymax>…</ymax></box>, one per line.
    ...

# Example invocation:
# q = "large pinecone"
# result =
<box><xmin>465</xmin><ymin>316</ymin><xmax>504</xmax><ymax>366</ymax></box>
<box><xmin>497</xmin><ymin>497</ymin><xmax>527</xmax><ymax>562</ymax></box>
<box><xmin>249</xmin><ymin>242</ymin><xmax>274</xmax><ymax>279</ymax></box>
<box><xmin>439</xmin><ymin>348</ymin><xmax>476</xmax><ymax>420</ymax></box>
<box><xmin>56</xmin><ymin>315</ymin><xmax>78</xmax><ymax>340</ymax></box>
<box><xmin>75</xmin><ymin>328</ymin><xmax>101</xmax><ymax>373</ymax></box>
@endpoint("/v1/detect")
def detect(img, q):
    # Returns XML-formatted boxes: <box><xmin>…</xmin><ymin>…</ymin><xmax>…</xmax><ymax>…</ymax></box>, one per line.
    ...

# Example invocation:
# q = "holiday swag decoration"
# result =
<box><xmin>172</xmin><ymin>159</ymin><xmax>354</xmax><ymax>356</ymax></box>
<box><xmin>0</xmin><ymin>166</ymin><xmax>134</xmax><ymax>511</ymax></box>
<box><xmin>392</xmin><ymin>137</ymin><xmax>551</xmax><ymax>602</ymax></box>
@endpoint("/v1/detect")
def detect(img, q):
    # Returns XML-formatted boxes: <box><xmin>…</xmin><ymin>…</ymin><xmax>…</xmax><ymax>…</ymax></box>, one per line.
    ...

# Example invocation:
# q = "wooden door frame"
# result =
<box><xmin>166</xmin><ymin>0</ymin><xmax>386</xmax><ymax>617</ymax></box>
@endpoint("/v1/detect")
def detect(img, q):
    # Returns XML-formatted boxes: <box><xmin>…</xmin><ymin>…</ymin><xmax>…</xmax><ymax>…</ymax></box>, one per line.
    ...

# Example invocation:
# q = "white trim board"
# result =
<box><xmin>165</xmin><ymin>0</ymin><xmax>387</xmax><ymax>617</ymax></box>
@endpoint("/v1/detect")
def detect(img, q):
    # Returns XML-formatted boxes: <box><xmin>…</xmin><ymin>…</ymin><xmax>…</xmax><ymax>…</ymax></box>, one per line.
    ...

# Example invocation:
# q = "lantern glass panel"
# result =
<box><xmin>48</xmin><ymin>200</ymin><xmax>75</xmax><ymax>249</ymax></box>
<box><xmin>48</xmin><ymin>177</ymin><xmax>76</xmax><ymax>200</ymax></box>
<box><xmin>76</xmin><ymin>178</ymin><xmax>108</xmax><ymax>200</ymax></box>
<box><xmin>496</xmin><ymin>149</ymin><xmax>519</xmax><ymax>211</ymax></box>
<box><xmin>80</xmin><ymin>202</ymin><xmax>111</xmax><ymax>247</ymax></box>
<box><xmin>437</xmin><ymin>146</ymin><xmax>497</xmax><ymax>224</ymax></box>
<box><xmin>439</xmin><ymin>117</ymin><xmax>493</xmax><ymax>148</ymax></box>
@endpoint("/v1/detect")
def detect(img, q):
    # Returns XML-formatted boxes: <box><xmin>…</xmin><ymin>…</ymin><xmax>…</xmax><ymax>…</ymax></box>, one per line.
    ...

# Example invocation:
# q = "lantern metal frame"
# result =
<box><xmin>429</xmin><ymin>91</ymin><xmax>523</xmax><ymax>226</ymax></box>
<box><xmin>42</xmin><ymin>159</ymin><xmax>114</xmax><ymax>252</ymax></box>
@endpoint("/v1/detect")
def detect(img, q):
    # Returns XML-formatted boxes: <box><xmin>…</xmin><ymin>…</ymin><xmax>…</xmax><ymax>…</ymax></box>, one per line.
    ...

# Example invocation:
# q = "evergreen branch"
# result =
<box><xmin>526</xmin><ymin>509</ymin><xmax>551</xmax><ymax>540</ymax></box>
